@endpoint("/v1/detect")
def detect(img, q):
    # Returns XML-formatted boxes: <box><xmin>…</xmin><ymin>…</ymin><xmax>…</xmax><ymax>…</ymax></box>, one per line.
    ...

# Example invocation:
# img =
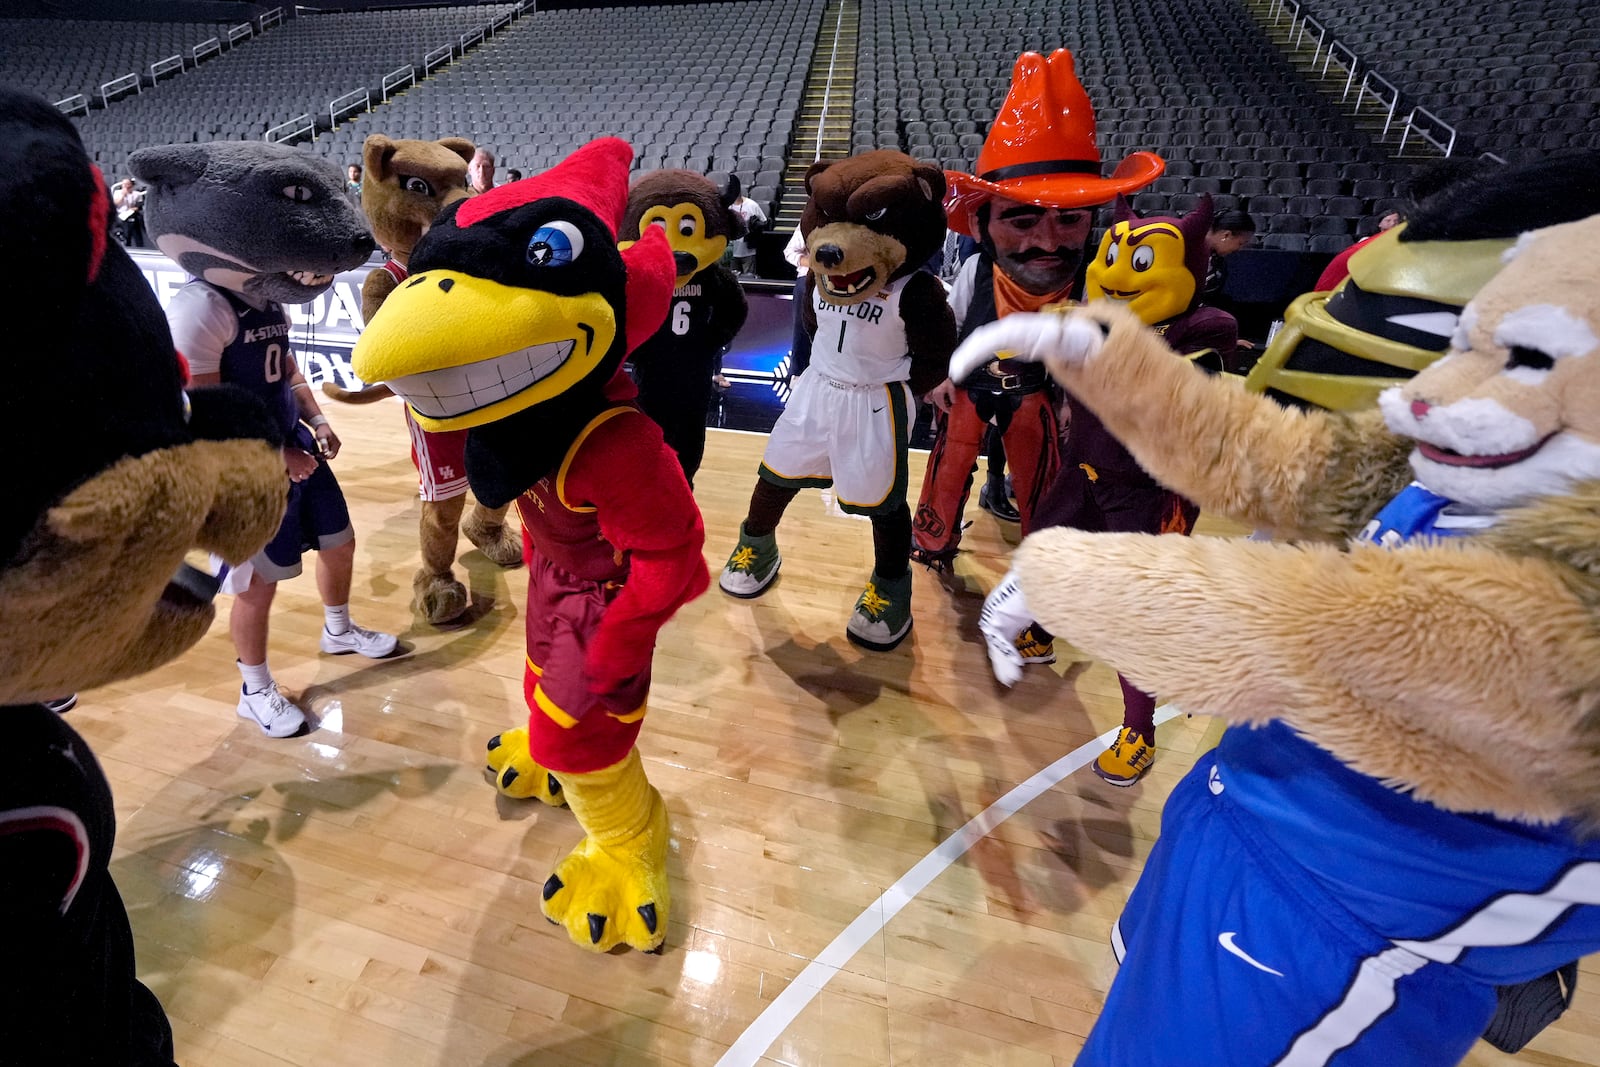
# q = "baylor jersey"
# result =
<box><xmin>810</xmin><ymin>275</ymin><xmax>911</xmax><ymax>386</ymax></box>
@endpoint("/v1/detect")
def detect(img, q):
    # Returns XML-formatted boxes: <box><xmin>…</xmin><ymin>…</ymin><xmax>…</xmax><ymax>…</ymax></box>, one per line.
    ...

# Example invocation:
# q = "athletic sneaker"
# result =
<box><xmin>1014</xmin><ymin>623</ymin><xmax>1057</xmax><ymax>665</ymax></box>
<box><xmin>320</xmin><ymin>623</ymin><xmax>399</xmax><ymax>658</ymax></box>
<box><xmin>1094</xmin><ymin>727</ymin><xmax>1155</xmax><ymax>786</ymax></box>
<box><xmin>237</xmin><ymin>683</ymin><xmax>308</xmax><ymax>738</ymax></box>
<box><xmin>43</xmin><ymin>695</ymin><xmax>78</xmax><ymax>714</ymax></box>
<box><xmin>978</xmin><ymin>481</ymin><xmax>1021</xmax><ymax>523</ymax></box>
<box><xmin>846</xmin><ymin>570</ymin><xmax>913</xmax><ymax>651</ymax></box>
<box><xmin>719</xmin><ymin>523</ymin><xmax>781</xmax><ymax>598</ymax></box>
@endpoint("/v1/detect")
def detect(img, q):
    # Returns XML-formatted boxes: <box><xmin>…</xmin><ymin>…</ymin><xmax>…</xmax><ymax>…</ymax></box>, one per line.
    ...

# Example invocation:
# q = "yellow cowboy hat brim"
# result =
<box><xmin>944</xmin><ymin>152</ymin><xmax>1166</xmax><ymax>238</ymax></box>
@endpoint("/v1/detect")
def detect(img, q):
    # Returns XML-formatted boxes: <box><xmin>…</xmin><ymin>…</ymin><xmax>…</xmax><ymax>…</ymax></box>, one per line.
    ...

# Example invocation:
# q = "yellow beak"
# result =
<box><xmin>352</xmin><ymin>269</ymin><xmax>618</xmax><ymax>431</ymax></box>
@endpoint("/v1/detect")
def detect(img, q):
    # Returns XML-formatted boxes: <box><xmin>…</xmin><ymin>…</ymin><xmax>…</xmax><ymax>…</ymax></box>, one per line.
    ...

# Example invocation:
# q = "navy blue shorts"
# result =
<box><xmin>252</xmin><ymin>459</ymin><xmax>353</xmax><ymax>582</ymax></box>
<box><xmin>1080</xmin><ymin>757</ymin><xmax>1495</xmax><ymax>1066</ymax></box>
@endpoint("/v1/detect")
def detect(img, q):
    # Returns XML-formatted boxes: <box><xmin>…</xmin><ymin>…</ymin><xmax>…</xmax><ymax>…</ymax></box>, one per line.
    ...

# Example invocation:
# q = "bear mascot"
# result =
<box><xmin>949</xmin><ymin>212</ymin><xmax>1600</xmax><ymax>1064</ymax></box>
<box><xmin>717</xmin><ymin>150</ymin><xmax>957</xmax><ymax>652</ymax></box>
<box><xmin>351</xmin><ymin>139</ymin><xmax>703</xmax><ymax>954</ymax></box>
<box><xmin>0</xmin><ymin>90</ymin><xmax>287</xmax><ymax>1061</ymax></box>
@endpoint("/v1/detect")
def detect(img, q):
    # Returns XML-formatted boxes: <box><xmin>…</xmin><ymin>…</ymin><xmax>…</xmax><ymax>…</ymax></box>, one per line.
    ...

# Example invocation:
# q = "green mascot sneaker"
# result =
<box><xmin>846</xmin><ymin>569</ymin><xmax>913</xmax><ymax>651</ymax></box>
<box><xmin>719</xmin><ymin>522</ymin><xmax>782</xmax><ymax>598</ymax></box>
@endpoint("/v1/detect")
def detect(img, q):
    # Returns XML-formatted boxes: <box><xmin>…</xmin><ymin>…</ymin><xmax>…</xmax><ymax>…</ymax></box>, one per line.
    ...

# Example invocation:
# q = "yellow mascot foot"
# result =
<box><xmin>485</xmin><ymin>728</ymin><xmax>566</xmax><ymax>806</ymax></box>
<box><xmin>413</xmin><ymin>568</ymin><xmax>469</xmax><ymax>626</ymax></box>
<box><xmin>463</xmin><ymin>504</ymin><xmax>523</xmax><ymax>568</ymax></box>
<box><xmin>541</xmin><ymin>748</ymin><xmax>671</xmax><ymax>954</ymax></box>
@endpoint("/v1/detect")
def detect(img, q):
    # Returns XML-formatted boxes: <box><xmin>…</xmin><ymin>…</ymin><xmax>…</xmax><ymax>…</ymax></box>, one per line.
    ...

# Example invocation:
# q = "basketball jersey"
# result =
<box><xmin>514</xmin><ymin>407</ymin><xmax>635</xmax><ymax>583</ymax></box>
<box><xmin>809</xmin><ymin>276</ymin><xmax>911</xmax><ymax>386</ymax></box>
<box><xmin>177</xmin><ymin>280</ymin><xmax>298</xmax><ymax>438</ymax></box>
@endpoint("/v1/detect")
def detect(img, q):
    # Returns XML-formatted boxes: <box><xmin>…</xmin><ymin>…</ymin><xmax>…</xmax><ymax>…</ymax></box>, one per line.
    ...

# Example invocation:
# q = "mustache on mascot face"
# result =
<box><xmin>978</xmin><ymin>203</ymin><xmax>1090</xmax><ymax>292</ymax></box>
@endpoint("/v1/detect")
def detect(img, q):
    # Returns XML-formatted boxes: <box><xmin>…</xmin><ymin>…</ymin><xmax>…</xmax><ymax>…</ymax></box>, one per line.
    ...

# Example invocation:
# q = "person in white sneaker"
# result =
<box><xmin>164</xmin><ymin>249</ymin><xmax>397</xmax><ymax>738</ymax></box>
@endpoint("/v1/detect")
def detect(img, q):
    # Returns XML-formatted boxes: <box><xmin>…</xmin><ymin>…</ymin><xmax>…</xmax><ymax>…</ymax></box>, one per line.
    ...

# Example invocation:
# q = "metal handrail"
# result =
<box><xmin>813</xmin><ymin>4</ymin><xmax>846</xmax><ymax>161</ymax></box>
<box><xmin>459</xmin><ymin>27</ymin><xmax>484</xmax><ymax>52</ymax></box>
<box><xmin>381</xmin><ymin>64</ymin><xmax>415</xmax><ymax>102</ymax></box>
<box><xmin>54</xmin><ymin>94</ymin><xmax>89</xmax><ymax>117</ymax></box>
<box><xmin>227</xmin><ymin>22</ymin><xmax>253</xmax><ymax>46</ymax></box>
<box><xmin>1398</xmin><ymin>105</ymin><xmax>1457</xmax><ymax>157</ymax></box>
<box><xmin>150</xmin><ymin>54</ymin><xmax>183</xmax><ymax>81</ymax></box>
<box><xmin>1355</xmin><ymin>71</ymin><xmax>1401</xmax><ymax>138</ymax></box>
<box><xmin>490</xmin><ymin>12</ymin><xmax>512</xmax><ymax>34</ymax></box>
<box><xmin>260</xmin><ymin>6</ymin><xmax>283</xmax><ymax>30</ymax></box>
<box><xmin>100</xmin><ymin>72</ymin><xmax>139</xmax><ymax>107</ymax></box>
<box><xmin>1274</xmin><ymin>0</ymin><xmax>1301</xmax><ymax>27</ymax></box>
<box><xmin>1481</xmin><ymin>151</ymin><xmax>1507</xmax><ymax>164</ymax></box>
<box><xmin>424</xmin><ymin>44</ymin><xmax>453</xmax><ymax>75</ymax></box>
<box><xmin>1297</xmin><ymin>16</ymin><xmax>1328</xmax><ymax>67</ymax></box>
<box><xmin>265</xmin><ymin>113</ymin><xmax>314</xmax><ymax>143</ymax></box>
<box><xmin>330</xmin><ymin>87</ymin><xmax>367</xmax><ymax>127</ymax></box>
<box><xmin>1327</xmin><ymin>41</ymin><xmax>1360</xmax><ymax>97</ymax></box>
<box><xmin>193</xmin><ymin>37</ymin><xmax>221</xmax><ymax>63</ymax></box>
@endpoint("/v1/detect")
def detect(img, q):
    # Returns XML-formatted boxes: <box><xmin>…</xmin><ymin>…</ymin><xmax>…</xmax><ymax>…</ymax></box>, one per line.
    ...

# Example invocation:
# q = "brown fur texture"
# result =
<box><xmin>800</xmin><ymin>151</ymin><xmax>946</xmax><ymax>306</ymax></box>
<box><xmin>622</xmin><ymin>169</ymin><xmax>743</xmax><ymax>246</ymax></box>
<box><xmin>1</xmin><ymin>439</ymin><xmax>285</xmax><ymax>702</ymax></box>
<box><xmin>1013</xmin><ymin>224</ymin><xmax>1600</xmax><ymax>827</ymax></box>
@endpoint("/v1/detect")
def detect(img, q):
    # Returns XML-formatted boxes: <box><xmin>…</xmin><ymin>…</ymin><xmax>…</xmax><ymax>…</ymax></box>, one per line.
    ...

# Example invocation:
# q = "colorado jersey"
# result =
<box><xmin>166</xmin><ymin>280</ymin><xmax>298</xmax><ymax>438</ymax></box>
<box><xmin>809</xmin><ymin>276</ymin><xmax>911</xmax><ymax>386</ymax></box>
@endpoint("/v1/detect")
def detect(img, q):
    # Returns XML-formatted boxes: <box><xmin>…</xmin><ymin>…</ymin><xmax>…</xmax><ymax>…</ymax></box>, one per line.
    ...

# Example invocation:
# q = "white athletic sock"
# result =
<box><xmin>324</xmin><ymin>604</ymin><xmax>351</xmax><ymax>636</ymax></box>
<box><xmin>238</xmin><ymin>659</ymin><xmax>273</xmax><ymax>694</ymax></box>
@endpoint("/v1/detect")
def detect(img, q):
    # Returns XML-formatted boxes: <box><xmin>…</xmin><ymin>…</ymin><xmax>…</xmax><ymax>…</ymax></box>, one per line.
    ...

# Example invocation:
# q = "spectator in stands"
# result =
<box><xmin>468</xmin><ymin>147</ymin><xmax>496</xmax><ymax>194</ymax></box>
<box><xmin>1314</xmin><ymin>207</ymin><xmax>1405</xmax><ymax>292</ymax></box>
<box><xmin>345</xmin><ymin>163</ymin><xmax>362</xmax><ymax>202</ymax></box>
<box><xmin>1202</xmin><ymin>209</ymin><xmax>1256</xmax><ymax>299</ymax></box>
<box><xmin>728</xmin><ymin>176</ymin><xmax>767</xmax><ymax>275</ymax></box>
<box><xmin>112</xmin><ymin>177</ymin><xmax>145</xmax><ymax>248</ymax></box>
<box><xmin>504</xmin><ymin>168</ymin><xmax>523</xmax><ymax>183</ymax></box>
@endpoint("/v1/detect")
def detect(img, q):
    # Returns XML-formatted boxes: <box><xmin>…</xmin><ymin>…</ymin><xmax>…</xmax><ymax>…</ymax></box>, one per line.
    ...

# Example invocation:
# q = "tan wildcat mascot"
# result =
<box><xmin>952</xmin><ymin>214</ymin><xmax>1600</xmax><ymax>1064</ymax></box>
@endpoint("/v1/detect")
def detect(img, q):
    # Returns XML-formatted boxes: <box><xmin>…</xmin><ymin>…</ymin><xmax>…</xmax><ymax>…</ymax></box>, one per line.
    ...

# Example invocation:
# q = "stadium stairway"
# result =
<box><xmin>776</xmin><ymin>0</ymin><xmax>859</xmax><ymax>231</ymax></box>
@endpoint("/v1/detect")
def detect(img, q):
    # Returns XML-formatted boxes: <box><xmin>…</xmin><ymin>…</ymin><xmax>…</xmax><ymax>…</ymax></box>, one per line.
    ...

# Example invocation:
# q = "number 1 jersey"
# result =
<box><xmin>810</xmin><ymin>275</ymin><xmax>911</xmax><ymax>386</ymax></box>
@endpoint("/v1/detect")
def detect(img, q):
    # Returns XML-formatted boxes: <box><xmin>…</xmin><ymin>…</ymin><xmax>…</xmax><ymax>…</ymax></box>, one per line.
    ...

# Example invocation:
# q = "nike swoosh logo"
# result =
<box><xmin>1218</xmin><ymin>931</ymin><xmax>1284</xmax><ymax>976</ymax></box>
<box><xmin>871</xmin><ymin>406</ymin><xmax>885</xmax><ymax>414</ymax></box>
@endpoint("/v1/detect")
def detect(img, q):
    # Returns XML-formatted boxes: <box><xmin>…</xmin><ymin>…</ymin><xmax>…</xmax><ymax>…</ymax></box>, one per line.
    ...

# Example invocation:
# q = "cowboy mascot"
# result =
<box><xmin>911</xmin><ymin>50</ymin><xmax>1164</xmax><ymax>597</ymax></box>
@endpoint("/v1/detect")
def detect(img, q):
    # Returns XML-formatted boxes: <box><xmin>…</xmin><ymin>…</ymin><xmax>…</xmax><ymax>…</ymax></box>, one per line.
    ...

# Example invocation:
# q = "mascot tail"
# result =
<box><xmin>321</xmin><ymin>382</ymin><xmax>394</xmax><ymax>403</ymax></box>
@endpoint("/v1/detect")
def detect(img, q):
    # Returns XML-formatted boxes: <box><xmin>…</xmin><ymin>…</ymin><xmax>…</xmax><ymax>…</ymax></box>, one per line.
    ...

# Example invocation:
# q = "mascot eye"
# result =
<box><xmin>1105</xmin><ymin>243</ymin><xmax>1119</xmax><ymax>267</ymax></box>
<box><xmin>864</xmin><ymin>207</ymin><xmax>887</xmax><ymax>221</ymax></box>
<box><xmin>402</xmin><ymin>176</ymin><xmax>434</xmax><ymax>196</ymax></box>
<box><xmin>1506</xmin><ymin>344</ymin><xmax>1555</xmax><ymax>372</ymax></box>
<box><xmin>678</xmin><ymin>217</ymin><xmax>697</xmax><ymax>237</ymax></box>
<box><xmin>527</xmin><ymin>221</ymin><xmax>585</xmax><ymax>267</ymax></box>
<box><xmin>1131</xmin><ymin>246</ymin><xmax>1155</xmax><ymax>272</ymax></box>
<box><xmin>282</xmin><ymin>185</ymin><xmax>314</xmax><ymax>202</ymax></box>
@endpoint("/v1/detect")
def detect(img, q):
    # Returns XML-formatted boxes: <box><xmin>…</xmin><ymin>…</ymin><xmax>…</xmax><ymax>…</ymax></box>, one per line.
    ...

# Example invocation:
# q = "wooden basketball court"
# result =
<box><xmin>75</xmin><ymin>400</ymin><xmax>1596</xmax><ymax>1065</ymax></box>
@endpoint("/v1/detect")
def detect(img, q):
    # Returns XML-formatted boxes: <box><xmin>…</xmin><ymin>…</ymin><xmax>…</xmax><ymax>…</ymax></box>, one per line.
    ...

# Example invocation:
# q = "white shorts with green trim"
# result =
<box><xmin>758</xmin><ymin>371</ymin><xmax>912</xmax><ymax>515</ymax></box>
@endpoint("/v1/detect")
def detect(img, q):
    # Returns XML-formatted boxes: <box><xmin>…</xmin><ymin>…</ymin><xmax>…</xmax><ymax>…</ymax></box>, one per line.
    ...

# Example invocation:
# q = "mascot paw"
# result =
<box><xmin>413</xmin><ymin>569</ymin><xmax>469</xmax><ymax>626</ymax></box>
<box><xmin>462</xmin><ymin>512</ymin><xmax>523</xmax><ymax>568</ymax></box>
<box><xmin>485</xmin><ymin>728</ymin><xmax>566</xmax><ymax>806</ymax></box>
<box><xmin>541</xmin><ymin>790</ymin><xmax>670</xmax><ymax>953</ymax></box>
<box><xmin>978</xmin><ymin>570</ymin><xmax>1033</xmax><ymax>687</ymax></box>
<box><xmin>949</xmin><ymin>312</ymin><xmax>1107</xmax><ymax>383</ymax></box>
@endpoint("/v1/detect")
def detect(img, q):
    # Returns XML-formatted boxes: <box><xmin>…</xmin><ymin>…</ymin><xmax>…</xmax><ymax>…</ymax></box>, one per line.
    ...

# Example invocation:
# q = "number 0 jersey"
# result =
<box><xmin>810</xmin><ymin>275</ymin><xmax>911</xmax><ymax>386</ymax></box>
<box><xmin>166</xmin><ymin>279</ymin><xmax>298</xmax><ymax>438</ymax></box>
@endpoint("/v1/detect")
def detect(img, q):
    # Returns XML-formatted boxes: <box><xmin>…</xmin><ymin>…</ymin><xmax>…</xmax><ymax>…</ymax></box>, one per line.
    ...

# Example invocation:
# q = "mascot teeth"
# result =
<box><xmin>290</xmin><ymin>270</ymin><xmax>334</xmax><ymax>286</ymax></box>
<box><xmin>823</xmin><ymin>267</ymin><xmax>876</xmax><ymax>297</ymax></box>
<box><xmin>388</xmin><ymin>339</ymin><xmax>577</xmax><ymax>418</ymax></box>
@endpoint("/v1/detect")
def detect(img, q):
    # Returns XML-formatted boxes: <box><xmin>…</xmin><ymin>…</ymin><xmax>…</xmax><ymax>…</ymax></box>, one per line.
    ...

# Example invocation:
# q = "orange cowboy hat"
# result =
<box><xmin>945</xmin><ymin>49</ymin><xmax>1165</xmax><ymax>238</ymax></box>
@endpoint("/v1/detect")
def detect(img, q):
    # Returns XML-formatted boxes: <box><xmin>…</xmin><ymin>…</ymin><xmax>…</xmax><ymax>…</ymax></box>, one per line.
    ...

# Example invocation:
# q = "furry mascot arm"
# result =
<box><xmin>705</xmin><ymin>263</ymin><xmax>749</xmax><ymax>353</ymax></box>
<box><xmin>901</xmin><ymin>269</ymin><xmax>959</xmax><ymax>399</ymax></box>
<box><xmin>361</xmin><ymin>267</ymin><xmax>398</xmax><ymax>325</ymax></box>
<box><xmin>1014</xmin><ymin>527</ymin><xmax>1600</xmax><ymax>824</ymax></box>
<box><xmin>953</xmin><ymin>303</ymin><xmax>1414</xmax><ymax>540</ymax></box>
<box><xmin>566</xmin><ymin>413</ymin><xmax>710</xmax><ymax>693</ymax></box>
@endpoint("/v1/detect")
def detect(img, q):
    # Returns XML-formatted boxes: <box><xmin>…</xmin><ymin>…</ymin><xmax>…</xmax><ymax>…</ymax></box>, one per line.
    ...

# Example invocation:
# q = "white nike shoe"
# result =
<box><xmin>320</xmin><ymin>623</ymin><xmax>399</xmax><ymax>658</ymax></box>
<box><xmin>237</xmin><ymin>683</ymin><xmax>308</xmax><ymax>738</ymax></box>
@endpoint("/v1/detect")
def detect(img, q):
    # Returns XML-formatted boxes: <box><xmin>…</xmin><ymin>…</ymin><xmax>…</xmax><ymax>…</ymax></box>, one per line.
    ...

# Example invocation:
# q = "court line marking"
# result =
<box><xmin>716</xmin><ymin>704</ymin><xmax>1185</xmax><ymax>1066</ymax></box>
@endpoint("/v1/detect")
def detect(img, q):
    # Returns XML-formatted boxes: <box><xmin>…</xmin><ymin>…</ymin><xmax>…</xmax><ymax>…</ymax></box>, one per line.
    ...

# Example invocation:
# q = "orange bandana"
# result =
<box><xmin>993</xmin><ymin>264</ymin><xmax>1075</xmax><ymax>318</ymax></box>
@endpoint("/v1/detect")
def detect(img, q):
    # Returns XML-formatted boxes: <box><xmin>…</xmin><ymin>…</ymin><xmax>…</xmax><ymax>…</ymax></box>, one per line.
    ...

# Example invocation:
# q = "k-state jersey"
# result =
<box><xmin>810</xmin><ymin>275</ymin><xmax>911</xmax><ymax>386</ymax></box>
<box><xmin>177</xmin><ymin>280</ymin><xmax>299</xmax><ymax>437</ymax></box>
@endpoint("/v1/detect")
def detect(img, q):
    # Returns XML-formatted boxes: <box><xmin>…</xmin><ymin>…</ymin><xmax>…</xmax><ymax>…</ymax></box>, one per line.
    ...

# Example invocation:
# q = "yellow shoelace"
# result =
<box><xmin>729</xmin><ymin>546</ymin><xmax>758</xmax><ymax>571</ymax></box>
<box><xmin>858</xmin><ymin>584</ymin><xmax>891</xmax><ymax>617</ymax></box>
